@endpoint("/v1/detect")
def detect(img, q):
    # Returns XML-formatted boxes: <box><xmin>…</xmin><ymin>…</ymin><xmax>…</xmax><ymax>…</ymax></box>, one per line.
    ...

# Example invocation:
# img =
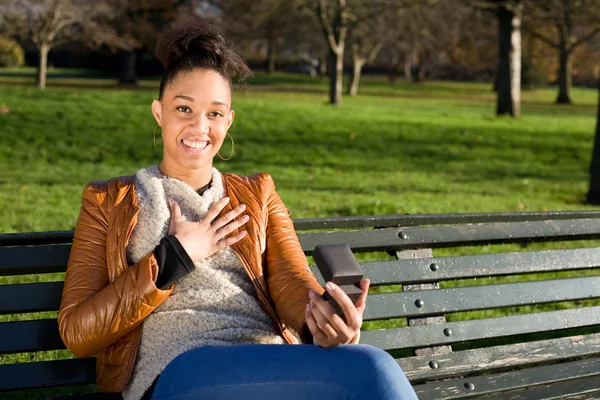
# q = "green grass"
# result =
<box><xmin>1</xmin><ymin>74</ymin><xmax>598</xmax><ymax>233</ymax></box>
<box><xmin>1</xmin><ymin>71</ymin><xmax>600</xmax><ymax>398</ymax></box>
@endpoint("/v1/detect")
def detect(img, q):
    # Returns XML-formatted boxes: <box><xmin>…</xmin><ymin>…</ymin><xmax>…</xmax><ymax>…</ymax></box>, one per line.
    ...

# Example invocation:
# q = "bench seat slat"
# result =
<box><xmin>364</xmin><ymin>276</ymin><xmax>600</xmax><ymax>320</ymax></box>
<box><xmin>1</xmin><ymin>212</ymin><xmax>599</xmax><ymax>246</ymax></box>
<box><xmin>354</xmin><ymin>248</ymin><xmax>600</xmax><ymax>286</ymax></box>
<box><xmin>0</xmin><ymin>282</ymin><xmax>63</xmax><ymax>314</ymax></box>
<box><xmin>0</xmin><ymin>244</ymin><xmax>71</xmax><ymax>275</ymax></box>
<box><xmin>298</xmin><ymin>219</ymin><xmax>600</xmax><ymax>253</ymax></box>
<box><xmin>481</xmin><ymin>377</ymin><xmax>600</xmax><ymax>399</ymax></box>
<box><xmin>361</xmin><ymin>307</ymin><xmax>600</xmax><ymax>350</ymax></box>
<box><xmin>413</xmin><ymin>358</ymin><xmax>600</xmax><ymax>399</ymax></box>
<box><xmin>0</xmin><ymin>358</ymin><xmax>95</xmax><ymax>391</ymax></box>
<box><xmin>399</xmin><ymin>332</ymin><xmax>600</xmax><ymax>382</ymax></box>
<box><xmin>0</xmin><ymin>319</ymin><xmax>64</xmax><ymax>354</ymax></box>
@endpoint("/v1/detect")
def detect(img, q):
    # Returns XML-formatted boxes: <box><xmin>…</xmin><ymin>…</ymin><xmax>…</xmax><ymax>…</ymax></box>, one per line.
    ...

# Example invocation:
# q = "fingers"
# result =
<box><xmin>168</xmin><ymin>200</ymin><xmax>183</xmax><ymax>235</ymax></box>
<box><xmin>305</xmin><ymin>304</ymin><xmax>330</xmax><ymax>347</ymax></box>
<box><xmin>309</xmin><ymin>301</ymin><xmax>339</xmax><ymax>338</ymax></box>
<box><xmin>325</xmin><ymin>282</ymin><xmax>362</xmax><ymax>332</ymax></box>
<box><xmin>309</xmin><ymin>290</ymin><xmax>351</xmax><ymax>342</ymax></box>
<box><xmin>203</xmin><ymin>197</ymin><xmax>231</xmax><ymax>225</ymax></box>
<box><xmin>355</xmin><ymin>279</ymin><xmax>371</xmax><ymax>311</ymax></box>
<box><xmin>215</xmin><ymin>230</ymin><xmax>247</xmax><ymax>250</ymax></box>
<box><xmin>314</xmin><ymin>282</ymin><xmax>363</xmax><ymax>337</ymax></box>
<box><xmin>211</xmin><ymin>203</ymin><xmax>247</xmax><ymax>231</ymax></box>
<box><xmin>215</xmin><ymin>213</ymin><xmax>249</xmax><ymax>239</ymax></box>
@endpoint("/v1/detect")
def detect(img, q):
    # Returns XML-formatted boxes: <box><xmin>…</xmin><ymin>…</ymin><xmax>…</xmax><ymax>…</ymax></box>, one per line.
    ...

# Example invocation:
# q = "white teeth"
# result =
<box><xmin>182</xmin><ymin>139</ymin><xmax>209</xmax><ymax>149</ymax></box>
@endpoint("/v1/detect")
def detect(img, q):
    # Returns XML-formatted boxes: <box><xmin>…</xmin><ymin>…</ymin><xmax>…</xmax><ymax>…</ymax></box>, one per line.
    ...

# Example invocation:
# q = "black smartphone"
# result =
<box><xmin>313</xmin><ymin>244</ymin><xmax>364</xmax><ymax>316</ymax></box>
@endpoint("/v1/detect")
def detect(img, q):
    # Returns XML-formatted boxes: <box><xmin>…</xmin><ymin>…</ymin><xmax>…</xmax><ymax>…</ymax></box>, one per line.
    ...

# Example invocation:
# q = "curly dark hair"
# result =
<box><xmin>155</xmin><ymin>16</ymin><xmax>251</xmax><ymax>99</ymax></box>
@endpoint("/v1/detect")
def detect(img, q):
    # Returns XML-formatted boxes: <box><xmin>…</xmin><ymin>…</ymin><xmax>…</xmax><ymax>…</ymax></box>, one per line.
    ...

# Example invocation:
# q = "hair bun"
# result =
<box><xmin>155</xmin><ymin>16</ymin><xmax>251</xmax><ymax>98</ymax></box>
<box><xmin>156</xmin><ymin>17</ymin><xmax>226</xmax><ymax>70</ymax></box>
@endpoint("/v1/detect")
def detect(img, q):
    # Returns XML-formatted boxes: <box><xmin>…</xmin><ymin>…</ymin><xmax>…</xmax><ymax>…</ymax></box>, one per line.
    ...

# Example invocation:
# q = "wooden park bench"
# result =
<box><xmin>2</xmin><ymin>211</ymin><xmax>600</xmax><ymax>399</ymax></box>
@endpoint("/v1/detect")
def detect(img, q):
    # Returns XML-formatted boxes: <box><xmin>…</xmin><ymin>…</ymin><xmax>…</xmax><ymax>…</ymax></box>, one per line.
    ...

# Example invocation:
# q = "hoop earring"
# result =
<box><xmin>218</xmin><ymin>132</ymin><xmax>234</xmax><ymax>161</ymax></box>
<box><xmin>153</xmin><ymin>124</ymin><xmax>161</xmax><ymax>151</ymax></box>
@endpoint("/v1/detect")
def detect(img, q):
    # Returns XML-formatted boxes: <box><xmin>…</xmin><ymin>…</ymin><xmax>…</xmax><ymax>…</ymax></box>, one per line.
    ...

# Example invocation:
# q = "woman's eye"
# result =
<box><xmin>209</xmin><ymin>112</ymin><xmax>224</xmax><ymax>117</ymax></box>
<box><xmin>176</xmin><ymin>106</ymin><xmax>191</xmax><ymax>113</ymax></box>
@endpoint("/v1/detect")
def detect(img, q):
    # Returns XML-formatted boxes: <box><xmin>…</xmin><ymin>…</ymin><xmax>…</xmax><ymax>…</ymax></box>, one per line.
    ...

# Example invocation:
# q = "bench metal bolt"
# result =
<box><xmin>415</xmin><ymin>299</ymin><xmax>424</xmax><ymax>308</ymax></box>
<box><xmin>428</xmin><ymin>361</ymin><xmax>439</xmax><ymax>369</ymax></box>
<box><xmin>464</xmin><ymin>382</ymin><xmax>475</xmax><ymax>390</ymax></box>
<box><xmin>398</xmin><ymin>232</ymin><xmax>408</xmax><ymax>240</ymax></box>
<box><xmin>443</xmin><ymin>328</ymin><xmax>453</xmax><ymax>337</ymax></box>
<box><xmin>430</xmin><ymin>263</ymin><xmax>439</xmax><ymax>271</ymax></box>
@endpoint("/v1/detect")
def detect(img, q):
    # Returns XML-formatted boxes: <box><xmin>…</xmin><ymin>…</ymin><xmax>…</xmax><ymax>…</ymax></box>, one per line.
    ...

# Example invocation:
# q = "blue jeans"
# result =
<box><xmin>150</xmin><ymin>344</ymin><xmax>418</xmax><ymax>400</ymax></box>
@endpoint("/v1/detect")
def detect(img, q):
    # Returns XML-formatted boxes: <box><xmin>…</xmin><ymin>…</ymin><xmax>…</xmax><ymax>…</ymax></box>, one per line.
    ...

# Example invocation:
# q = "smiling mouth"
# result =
<box><xmin>182</xmin><ymin>138</ymin><xmax>210</xmax><ymax>150</ymax></box>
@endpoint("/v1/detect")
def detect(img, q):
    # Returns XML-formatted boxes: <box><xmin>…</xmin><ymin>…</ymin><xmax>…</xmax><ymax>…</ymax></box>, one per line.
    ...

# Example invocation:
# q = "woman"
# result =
<box><xmin>58</xmin><ymin>16</ymin><xmax>418</xmax><ymax>400</ymax></box>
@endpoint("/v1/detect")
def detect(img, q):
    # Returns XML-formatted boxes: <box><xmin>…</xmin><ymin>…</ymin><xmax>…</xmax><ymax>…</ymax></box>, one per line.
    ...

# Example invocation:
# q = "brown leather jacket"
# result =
<box><xmin>58</xmin><ymin>172</ymin><xmax>324</xmax><ymax>393</ymax></box>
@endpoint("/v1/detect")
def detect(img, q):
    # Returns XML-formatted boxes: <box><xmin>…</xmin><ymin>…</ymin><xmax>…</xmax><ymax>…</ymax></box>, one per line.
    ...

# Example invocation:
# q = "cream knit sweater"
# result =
<box><xmin>122</xmin><ymin>166</ymin><xmax>284</xmax><ymax>400</ymax></box>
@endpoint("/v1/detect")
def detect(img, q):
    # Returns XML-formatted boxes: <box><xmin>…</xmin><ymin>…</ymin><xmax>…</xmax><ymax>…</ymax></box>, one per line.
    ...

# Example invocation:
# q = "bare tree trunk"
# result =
<box><xmin>347</xmin><ymin>58</ymin><xmax>365</xmax><ymax>96</ymax></box>
<box><xmin>118</xmin><ymin>51</ymin><xmax>138</xmax><ymax>85</ymax></box>
<box><xmin>328</xmin><ymin>50</ymin><xmax>344</xmax><ymax>105</ymax></box>
<box><xmin>556</xmin><ymin>47</ymin><xmax>573</xmax><ymax>104</ymax></box>
<box><xmin>319</xmin><ymin>56</ymin><xmax>327</xmax><ymax>77</ymax></box>
<box><xmin>38</xmin><ymin>42</ymin><xmax>49</xmax><ymax>90</ymax></box>
<box><xmin>316</xmin><ymin>0</ymin><xmax>347</xmax><ymax>105</ymax></box>
<box><xmin>266</xmin><ymin>38</ymin><xmax>276</xmax><ymax>74</ymax></box>
<box><xmin>496</xmin><ymin>3</ymin><xmax>522</xmax><ymax>117</ymax></box>
<box><xmin>404</xmin><ymin>54</ymin><xmax>412</xmax><ymax>80</ymax></box>
<box><xmin>586</xmin><ymin>78</ymin><xmax>600</xmax><ymax>203</ymax></box>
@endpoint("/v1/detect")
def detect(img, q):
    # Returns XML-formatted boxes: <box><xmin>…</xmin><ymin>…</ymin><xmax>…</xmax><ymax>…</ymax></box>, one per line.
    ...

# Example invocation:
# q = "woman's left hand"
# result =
<box><xmin>305</xmin><ymin>279</ymin><xmax>370</xmax><ymax>348</ymax></box>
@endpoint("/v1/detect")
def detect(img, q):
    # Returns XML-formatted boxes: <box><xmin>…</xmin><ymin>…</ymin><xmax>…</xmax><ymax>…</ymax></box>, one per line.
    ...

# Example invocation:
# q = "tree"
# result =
<box><xmin>2</xmin><ymin>0</ymin><xmax>83</xmax><ymax>90</ymax></box>
<box><xmin>84</xmin><ymin>0</ymin><xmax>192</xmax><ymax>84</ymax></box>
<box><xmin>218</xmin><ymin>0</ymin><xmax>305</xmax><ymax>74</ymax></box>
<box><xmin>303</xmin><ymin>0</ymin><xmax>402</xmax><ymax>105</ymax></box>
<box><xmin>524</xmin><ymin>0</ymin><xmax>600</xmax><ymax>104</ymax></box>
<box><xmin>586</xmin><ymin>76</ymin><xmax>600</xmax><ymax>203</ymax></box>
<box><xmin>346</xmin><ymin>37</ymin><xmax>381</xmax><ymax>96</ymax></box>
<box><xmin>495</xmin><ymin>0</ymin><xmax>522</xmax><ymax>117</ymax></box>
<box><xmin>471</xmin><ymin>0</ymin><xmax>522</xmax><ymax>117</ymax></box>
<box><xmin>310</xmin><ymin>0</ymin><xmax>350</xmax><ymax>105</ymax></box>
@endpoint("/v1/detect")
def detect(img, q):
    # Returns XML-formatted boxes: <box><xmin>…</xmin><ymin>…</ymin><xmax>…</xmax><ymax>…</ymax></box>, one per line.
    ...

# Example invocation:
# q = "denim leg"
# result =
<box><xmin>151</xmin><ymin>344</ymin><xmax>418</xmax><ymax>400</ymax></box>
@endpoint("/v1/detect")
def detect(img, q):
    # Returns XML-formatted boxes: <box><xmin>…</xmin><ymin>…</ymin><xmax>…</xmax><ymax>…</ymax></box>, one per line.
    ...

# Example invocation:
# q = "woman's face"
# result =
<box><xmin>152</xmin><ymin>68</ymin><xmax>234</xmax><ymax>172</ymax></box>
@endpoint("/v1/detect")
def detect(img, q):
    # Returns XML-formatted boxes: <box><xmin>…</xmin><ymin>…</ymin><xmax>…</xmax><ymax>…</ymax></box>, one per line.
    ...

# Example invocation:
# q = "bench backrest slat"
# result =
<box><xmin>0</xmin><ymin>282</ymin><xmax>63</xmax><ymax>314</ymax></box>
<box><xmin>292</xmin><ymin>211</ymin><xmax>600</xmax><ymax>230</ymax></box>
<box><xmin>298</xmin><ymin>219</ymin><xmax>600</xmax><ymax>253</ymax></box>
<box><xmin>361</xmin><ymin>306</ymin><xmax>600</xmax><ymax>350</ymax></box>
<box><xmin>358</xmin><ymin>247</ymin><xmax>600</xmax><ymax>285</ymax></box>
<box><xmin>0</xmin><ymin>244</ymin><xmax>71</xmax><ymax>275</ymax></box>
<box><xmin>363</xmin><ymin>276</ymin><xmax>600</xmax><ymax>320</ymax></box>
<box><xmin>0</xmin><ymin>358</ymin><xmax>95</xmax><ymax>391</ymax></box>
<box><xmin>0</xmin><ymin>319</ymin><xmax>64</xmax><ymax>354</ymax></box>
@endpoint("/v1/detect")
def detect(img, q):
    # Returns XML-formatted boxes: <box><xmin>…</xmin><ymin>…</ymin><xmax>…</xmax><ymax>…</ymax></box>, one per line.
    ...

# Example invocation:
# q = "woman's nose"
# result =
<box><xmin>191</xmin><ymin>114</ymin><xmax>210</xmax><ymax>134</ymax></box>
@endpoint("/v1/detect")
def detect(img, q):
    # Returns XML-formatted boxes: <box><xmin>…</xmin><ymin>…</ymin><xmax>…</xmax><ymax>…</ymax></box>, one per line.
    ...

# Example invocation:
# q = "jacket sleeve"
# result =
<box><xmin>261</xmin><ymin>174</ymin><xmax>325</xmax><ymax>342</ymax></box>
<box><xmin>58</xmin><ymin>182</ymin><xmax>173</xmax><ymax>358</ymax></box>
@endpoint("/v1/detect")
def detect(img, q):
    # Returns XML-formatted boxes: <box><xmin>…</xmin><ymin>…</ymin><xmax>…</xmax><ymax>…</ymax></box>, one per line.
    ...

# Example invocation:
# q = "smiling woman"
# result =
<box><xmin>153</xmin><ymin>69</ymin><xmax>234</xmax><ymax>175</ymax></box>
<box><xmin>56</xmin><ymin>16</ymin><xmax>417</xmax><ymax>400</ymax></box>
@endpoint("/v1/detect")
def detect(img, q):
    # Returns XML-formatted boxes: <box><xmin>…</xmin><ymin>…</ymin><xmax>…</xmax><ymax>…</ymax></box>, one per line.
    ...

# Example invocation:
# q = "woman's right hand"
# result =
<box><xmin>168</xmin><ymin>197</ymin><xmax>249</xmax><ymax>262</ymax></box>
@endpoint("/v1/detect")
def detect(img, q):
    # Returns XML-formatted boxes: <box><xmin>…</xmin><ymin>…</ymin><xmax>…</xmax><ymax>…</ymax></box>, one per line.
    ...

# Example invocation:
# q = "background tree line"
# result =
<box><xmin>3</xmin><ymin>0</ymin><xmax>600</xmax><ymax>202</ymax></box>
<box><xmin>2</xmin><ymin>0</ymin><xmax>600</xmax><ymax>105</ymax></box>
